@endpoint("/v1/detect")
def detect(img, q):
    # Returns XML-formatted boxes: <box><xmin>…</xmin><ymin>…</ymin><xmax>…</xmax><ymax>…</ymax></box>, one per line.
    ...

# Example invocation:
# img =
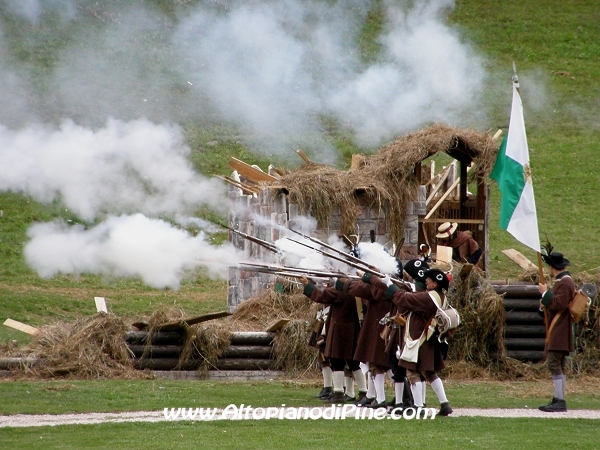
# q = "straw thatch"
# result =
<box><xmin>279</xmin><ymin>124</ymin><xmax>500</xmax><ymax>243</ymax></box>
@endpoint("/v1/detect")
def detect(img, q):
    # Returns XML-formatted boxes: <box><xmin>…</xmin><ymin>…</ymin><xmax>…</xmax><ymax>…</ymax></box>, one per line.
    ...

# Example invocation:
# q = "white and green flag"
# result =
<box><xmin>490</xmin><ymin>83</ymin><xmax>541</xmax><ymax>253</ymax></box>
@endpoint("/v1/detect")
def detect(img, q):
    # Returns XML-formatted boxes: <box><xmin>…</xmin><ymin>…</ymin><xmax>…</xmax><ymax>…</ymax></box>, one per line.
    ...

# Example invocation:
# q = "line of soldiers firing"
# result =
<box><xmin>226</xmin><ymin>222</ymin><xmax>460</xmax><ymax>417</ymax></box>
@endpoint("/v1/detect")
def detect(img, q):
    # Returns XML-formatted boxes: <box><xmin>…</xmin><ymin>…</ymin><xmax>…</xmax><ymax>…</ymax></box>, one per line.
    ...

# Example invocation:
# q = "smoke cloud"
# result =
<box><xmin>24</xmin><ymin>214</ymin><xmax>243</xmax><ymax>289</ymax></box>
<box><xmin>0</xmin><ymin>0</ymin><xmax>490</xmax><ymax>288</ymax></box>
<box><xmin>0</xmin><ymin>118</ymin><xmax>226</xmax><ymax>221</ymax></box>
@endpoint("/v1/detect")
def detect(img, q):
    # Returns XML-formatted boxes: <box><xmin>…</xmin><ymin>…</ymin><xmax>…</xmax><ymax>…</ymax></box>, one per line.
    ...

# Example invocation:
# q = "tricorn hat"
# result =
<box><xmin>404</xmin><ymin>258</ymin><xmax>429</xmax><ymax>282</ymax></box>
<box><xmin>436</xmin><ymin>222</ymin><xmax>458</xmax><ymax>239</ymax></box>
<box><xmin>424</xmin><ymin>268</ymin><xmax>450</xmax><ymax>291</ymax></box>
<box><xmin>542</xmin><ymin>252</ymin><xmax>570</xmax><ymax>269</ymax></box>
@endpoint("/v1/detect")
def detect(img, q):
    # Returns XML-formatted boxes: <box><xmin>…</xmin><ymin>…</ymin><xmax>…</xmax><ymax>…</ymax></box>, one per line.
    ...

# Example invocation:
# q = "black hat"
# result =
<box><xmin>404</xmin><ymin>258</ymin><xmax>429</xmax><ymax>282</ymax></box>
<box><xmin>404</xmin><ymin>259</ymin><xmax>430</xmax><ymax>284</ymax></box>
<box><xmin>424</xmin><ymin>268</ymin><xmax>449</xmax><ymax>291</ymax></box>
<box><xmin>542</xmin><ymin>252</ymin><xmax>570</xmax><ymax>270</ymax></box>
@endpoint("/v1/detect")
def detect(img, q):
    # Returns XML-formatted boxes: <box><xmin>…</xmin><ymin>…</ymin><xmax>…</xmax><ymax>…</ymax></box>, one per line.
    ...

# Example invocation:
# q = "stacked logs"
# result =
<box><xmin>494</xmin><ymin>284</ymin><xmax>545</xmax><ymax>362</ymax></box>
<box><xmin>126</xmin><ymin>331</ymin><xmax>276</xmax><ymax>371</ymax></box>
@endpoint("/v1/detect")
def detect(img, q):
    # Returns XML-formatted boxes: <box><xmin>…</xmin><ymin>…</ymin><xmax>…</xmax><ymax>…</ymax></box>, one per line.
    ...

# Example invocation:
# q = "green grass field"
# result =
<box><xmin>0</xmin><ymin>0</ymin><xmax>599</xmax><ymax>446</ymax></box>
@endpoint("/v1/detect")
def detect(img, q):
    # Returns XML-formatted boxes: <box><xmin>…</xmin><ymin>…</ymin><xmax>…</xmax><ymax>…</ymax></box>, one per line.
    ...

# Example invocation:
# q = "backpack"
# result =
<box><xmin>429</xmin><ymin>291</ymin><xmax>461</xmax><ymax>336</ymax></box>
<box><xmin>569</xmin><ymin>290</ymin><xmax>591</xmax><ymax>324</ymax></box>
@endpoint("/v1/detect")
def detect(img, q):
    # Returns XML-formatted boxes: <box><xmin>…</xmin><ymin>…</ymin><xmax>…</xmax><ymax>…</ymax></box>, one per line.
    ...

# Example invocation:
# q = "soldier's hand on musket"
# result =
<box><xmin>538</xmin><ymin>282</ymin><xmax>547</xmax><ymax>295</ymax></box>
<box><xmin>299</xmin><ymin>276</ymin><xmax>310</xmax><ymax>285</ymax></box>
<box><xmin>356</xmin><ymin>269</ymin><xmax>364</xmax><ymax>278</ymax></box>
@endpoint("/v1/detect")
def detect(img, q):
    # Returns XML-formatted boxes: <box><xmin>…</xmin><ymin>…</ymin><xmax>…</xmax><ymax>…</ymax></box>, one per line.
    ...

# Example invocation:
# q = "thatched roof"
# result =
<box><xmin>278</xmin><ymin>123</ymin><xmax>500</xmax><ymax>244</ymax></box>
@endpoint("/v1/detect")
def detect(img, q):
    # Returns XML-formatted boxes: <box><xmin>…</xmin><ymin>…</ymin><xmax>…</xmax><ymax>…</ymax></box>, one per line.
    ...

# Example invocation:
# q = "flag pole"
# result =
<box><xmin>513</xmin><ymin>60</ymin><xmax>545</xmax><ymax>285</ymax></box>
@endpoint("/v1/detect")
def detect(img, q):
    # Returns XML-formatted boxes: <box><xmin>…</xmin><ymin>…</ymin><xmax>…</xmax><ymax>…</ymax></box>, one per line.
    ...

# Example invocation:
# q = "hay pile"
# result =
<box><xmin>22</xmin><ymin>313</ymin><xmax>142</xmax><ymax>379</ymax></box>
<box><xmin>279</xmin><ymin>124</ymin><xmax>500</xmax><ymax>244</ymax></box>
<box><xmin>447</xmin><ymin>266</ymin><xmax>506</xmax><ymax>367</ymax></box>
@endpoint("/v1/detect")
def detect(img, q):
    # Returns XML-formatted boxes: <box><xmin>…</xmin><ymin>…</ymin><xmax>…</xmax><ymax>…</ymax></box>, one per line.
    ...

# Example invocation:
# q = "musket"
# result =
<box><xmin>207</xmin><ymin>218</ymin><xmax>280</xmax><ymax>254</ymax></box>
<box><xmin>286</xmin><ymin>238</ymin><xmax>412</xmax><ymax>289</ymax></box>
<box><xmin>287</xmin><ymin>229</ymin><xmax>367</xmax><ymax>267</ymax></box>
<box><xmin>238</xmin><ymin>262</ymin><xmax>359</xmax><ymax>280</ymax></box>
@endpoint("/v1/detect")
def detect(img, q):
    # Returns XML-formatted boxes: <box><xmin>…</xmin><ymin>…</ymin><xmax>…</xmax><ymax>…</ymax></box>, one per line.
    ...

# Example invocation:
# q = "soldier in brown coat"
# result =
<box><xmin>335</xmin><ymin>276</ymin><xmax>392</xmax><ymax>408</ymax></box>
<box><xmin>538</xmin><ymin>252</ymin><xmax>575</xmax><ymax>412</ymax></box>
<box><xmin>366</xmin><ymin>268</ymin><xmax>453</xmax><ymax>416</ymax></box>
<box><xmin>436</xmin><ymin>221</ymin><xmax>482</xmax><ymax>264</ymax></box>
<box><xmin>300</xmin><ymin>277</ymin><xmax>367</xmax><ymax>403</ymax></box>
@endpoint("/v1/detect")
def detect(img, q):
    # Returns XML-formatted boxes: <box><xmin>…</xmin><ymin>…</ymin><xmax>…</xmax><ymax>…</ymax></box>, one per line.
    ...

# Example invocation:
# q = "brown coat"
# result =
<box><xmin>340</xmin><ymin>279</ymin><xmax>391</xmax><ymax>368</ymax></box>
<box><xmin>446</xmin><ymin>231</ymin><xmax>480</xmax><ymax>263</ymax></box>
<box><xmin>542</xmin><ymin>272</ymin><xmax>575</xmax><ymax>354</ymax></box>
<box><xmin>304</xmin><ymin>284</ymin><xmax>361</xmax><ymax>360</ymax></box>
<box><xmin>369</xmin><ymin>276</ymin><xmax>445</xmax><ymax>373</ymax></box>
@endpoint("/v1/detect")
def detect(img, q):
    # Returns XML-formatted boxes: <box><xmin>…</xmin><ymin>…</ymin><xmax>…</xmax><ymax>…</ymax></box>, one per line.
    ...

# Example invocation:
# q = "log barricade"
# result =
<box><xmin>494</xmin><ymin>284</ymin><xmax>545</xmax><ymax>362</ymax></box>
<box><xmin>126</xmin><ymin>331</ymin><xmax>276</xmax><ymax>372</ymax></box>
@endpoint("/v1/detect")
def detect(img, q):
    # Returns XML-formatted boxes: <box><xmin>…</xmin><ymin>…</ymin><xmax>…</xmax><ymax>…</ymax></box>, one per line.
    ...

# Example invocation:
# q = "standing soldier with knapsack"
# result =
<box><xmin>538</xmin><ymin>252</ymin><xmax>575</xmax><ymax>412</ymax></box>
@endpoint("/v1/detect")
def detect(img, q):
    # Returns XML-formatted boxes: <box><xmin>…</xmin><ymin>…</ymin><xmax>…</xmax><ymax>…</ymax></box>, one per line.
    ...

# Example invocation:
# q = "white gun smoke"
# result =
<box><xmin>0</xmin><ymin>0</ymin><xmax>490</xmax><ymax>288</ymax></box>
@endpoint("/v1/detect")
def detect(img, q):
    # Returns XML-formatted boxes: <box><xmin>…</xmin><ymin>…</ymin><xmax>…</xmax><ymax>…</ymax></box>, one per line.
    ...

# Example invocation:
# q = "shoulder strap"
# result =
<box><xmin>428</xmin><ymin>290</ymin><xmax>447</xmax><ymax>310</ymax></box>
<box><xmin>545</xmin><ymin>310</ymin><xmax>564</xmax><ymax>344</ymax></box>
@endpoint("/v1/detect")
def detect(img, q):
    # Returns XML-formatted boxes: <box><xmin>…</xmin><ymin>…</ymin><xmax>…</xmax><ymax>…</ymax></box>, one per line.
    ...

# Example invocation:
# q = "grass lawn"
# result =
<box><xmin>2</xmin><ymin>417</ymin><xmax>599</xmax><ymax>450</ymax></box>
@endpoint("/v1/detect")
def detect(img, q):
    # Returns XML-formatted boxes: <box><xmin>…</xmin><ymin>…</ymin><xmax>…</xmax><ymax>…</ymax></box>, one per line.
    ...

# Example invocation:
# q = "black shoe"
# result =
<box><xmin>539</xmin><ymin>398</ymin><xmax>567</xmax><ymax>412</ymax></box>
<box><xmin>344</xmin><ymin>394</ymin><xmax>356</xmax><ymax>403</ymax></box>
<box><xmin>438</xmin><ymin>402</ymin><xmax>453</xmax><ymax>416</ymax></box>
<box><xmin>386</xmin><ymin>396</ymin><xmax>396</xmax><ymax>407</ymax></box>
<box><xmin>324</xmin><ymin>391</ymin><xmax>345</xmax><ymax>404</ymax></box>
<box><xmin>366</xmin><ymin>399</ymin><xmax>388</xmax><ymax>409</ymax></box>
<box><xmin>388</xmin><ymin>405</ymin><xmax>404</xmax><ymax>417</ymax></box>
<box><xmin>355</xmin><ymin>396</ymin><xmax>375</xmax><ymax>406</ymax></box>
<box><xmin>315</xmin><ymin>387</ymin><xmax>332</xmax><ymax>399</ymax></box>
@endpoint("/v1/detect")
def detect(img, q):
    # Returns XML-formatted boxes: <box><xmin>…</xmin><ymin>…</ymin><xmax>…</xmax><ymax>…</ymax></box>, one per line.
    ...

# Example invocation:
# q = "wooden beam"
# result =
<box><xmin>3</xmin><ymin>318</ymin><xmax>39</xmax><ymax>335</ymax></box>
<box><xmin>425</xmin><ymin>163</ymin><xmax>453</xmax><ymax>205</ymax></box>
<box><xmin>424</xmin><ymin>176</ymin><xmax>462</xmax><ymax>219</ymax></box>
<box><xmin>296</xmin><ymin>150</ymin><xmax>312</xmax><ymax>163</ymax></box>
<box><xmin>266</xmin><ymin>319</ymin><xmax>290</xmax><ymax>332</ymax></box>
<box><xmin>229</xmin><ymin>157</ymin><xmax>278</xmax><ymax>183</ymax></box>
<box><xmin>157</xmin><ymin>311</ymin><xmax>232</xmax><ymax>332</ymax></box>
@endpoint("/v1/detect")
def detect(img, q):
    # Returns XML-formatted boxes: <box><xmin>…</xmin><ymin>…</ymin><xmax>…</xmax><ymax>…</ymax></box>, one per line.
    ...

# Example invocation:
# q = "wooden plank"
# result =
<box><xmin>266</xmin><ymin>318</ymin><xmax>290</xmax><ymax>332</ymax></box>
<box><xmin>94</xmin><ymin>297</ymin><xmax>108</xmax><ymax>313</ymax></box>
<box><xmin>157</xmin><ymin>311</ymin><xmax>232</xmax><ymax>331</ymax></box>
<box><xmin>501</xmin><ymin>249</ymin><xmax>537</xmax><ymax>271</ymax></box>
<box><xmin>229</xmin><ymin>157</ymin><xmax>278</xmax><ymax>183</ymax></box>
<box><xmin>126</xmin><ymin>345</ymin><xmax>184</xmax><ymax>358</ymax></box>
<box><xmin>3</xmin><ymin>318</ymin><xmax>39</xmax><ymax>336</ymax></box>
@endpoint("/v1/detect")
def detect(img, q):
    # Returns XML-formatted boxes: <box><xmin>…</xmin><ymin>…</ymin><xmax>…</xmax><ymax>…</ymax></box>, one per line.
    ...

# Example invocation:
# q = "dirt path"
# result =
<box><xmin>2</xmin><ymin>407</ymin><xmax>600</xmax><ymax>428</ymax></box>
